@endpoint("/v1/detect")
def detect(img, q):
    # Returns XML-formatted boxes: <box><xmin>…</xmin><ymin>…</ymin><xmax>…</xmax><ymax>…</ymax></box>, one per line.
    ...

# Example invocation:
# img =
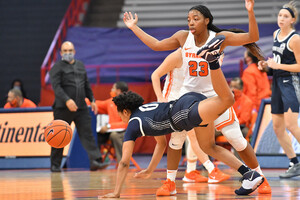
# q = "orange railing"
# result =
<box><xmin>41</xmin><ymin>0</ymin><xmax>90</xmax><ymax>88</ymax></box>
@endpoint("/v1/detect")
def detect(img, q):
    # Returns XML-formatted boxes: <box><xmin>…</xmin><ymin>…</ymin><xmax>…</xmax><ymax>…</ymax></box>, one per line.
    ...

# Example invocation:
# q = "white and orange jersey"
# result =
<box><xmin>180</xmin><ymin>31</ymin><xmax>217</xmax><ymax>98</ymax></box>
<box><xmin>180</xmin><ymin>31</ymin><xmax>238</xmax><ymax>130</ymax></box>
<box><xmin>162</xmin><ymin>64</ymin><xmax>185</xmax><ymax>101</ymax></box>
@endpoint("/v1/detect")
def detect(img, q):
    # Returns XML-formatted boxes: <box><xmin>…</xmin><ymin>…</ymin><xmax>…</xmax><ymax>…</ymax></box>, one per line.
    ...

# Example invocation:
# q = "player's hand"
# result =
<box><xmin>258</xmin><ymin>60</ymin><xmax>268</xmax><ymax>71</ymax></box>
<box><xmin>267</xmin><ymin>58</ymin><xmax>279</xmax><ymax>69</ymax></box>
<box><xmin>245</xmin><ymin>0</ymin><xmax>254</xmax><ymax>12</ymax></box>
<box><xmin>100</xmin><ymin>192</ymin><xmax>120</xmax><ymax>198</ymax></box>
<box><xmin>123</xmin><ymin>12</ymin><xmax>138</xmax><ymax>29</ymax></box>
<box><xmin>133</xmin><ymin>169</ymin><xmax>152</xmax><ymax>179</ymax></box>
<box><xmin>99</xmin><ymin>125</ymin><xmax>109</xmax><ymax>134</ymax></box>
<box><xmin>66</xmin><ymin>99</ymin><xmax>78</xmax><ymax>112</ymax></box>
<box><xmin>91</xmin><ymin>102</ymin><xmax>98</xmax><ymax>115</ymax></box>
<box><xmin>197</xmin><ymin>35</ymin><xmax>225</xmax><ymax>63</ymax></box>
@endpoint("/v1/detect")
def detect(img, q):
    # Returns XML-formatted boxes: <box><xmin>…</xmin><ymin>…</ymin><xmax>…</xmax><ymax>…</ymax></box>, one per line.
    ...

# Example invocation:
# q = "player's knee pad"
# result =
<box><xmin>169</xmin><ymin>131</ymin><xmax>187</xmax><ymax>150</ymax></box>
<box><xmin>221</xmin><ymin>121</ymin><xmax>247</xmax><ymax>151</ymax></box>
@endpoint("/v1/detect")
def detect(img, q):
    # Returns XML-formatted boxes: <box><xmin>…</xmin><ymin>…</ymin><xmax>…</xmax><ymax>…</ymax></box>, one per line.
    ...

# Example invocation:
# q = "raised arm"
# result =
<box><xmin>219</xmin><ymin>0</ymin><xmax>259</xmax><ymax>49</ymax></box>
<box><xmin>123</xmin><ymin>12</ymin><xmax>186</xmax><ymax>51</ymax></box>
<box><xmin>101</xmin><ymin>140</ymin><xmax>135</xmax><ymax>198</ymax></box>
<box><xmin>151</xmin><ymin>49</ymin><xmax>182</xmax><ymax>102</ymax></box>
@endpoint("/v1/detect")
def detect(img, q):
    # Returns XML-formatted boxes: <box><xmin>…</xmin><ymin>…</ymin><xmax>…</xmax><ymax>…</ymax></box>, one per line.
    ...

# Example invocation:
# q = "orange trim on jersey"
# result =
<box><xmin>215</xmin><ymin>107</ymin><xmax>235</xmax><ymax>131</ymax></box>
<box><xmin>164</xmin><ymin>70</ymin><xmax>173</xmax><ymax>99</ymax></box>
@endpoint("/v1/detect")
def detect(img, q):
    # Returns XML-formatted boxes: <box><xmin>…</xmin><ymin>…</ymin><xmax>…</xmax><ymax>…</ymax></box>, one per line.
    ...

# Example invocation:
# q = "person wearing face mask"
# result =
<box><xmin>49</xmin><ymin>41</ymin><xmax>109</xmax><ymax>172</ymax></box>
<box><xmin>242</xmin><ymin>50</ymin><xmax>271</xmax><ymax>111</ymax></box>
<box><xmin>4</xmin><ymin>88</ymin><xmax>36</xmax><ymax>108</ymax></box>
<box><xmin>96</xmin><ymin>81</ymin><xmax>128</xmax><ymax>162</ymax></box>
<box><xmin>11</xmin><ymin>79</ymin><xmax>27</xmax><ymax>99</ymax></box>
<box><xmin>230</xmin><ymin>77</ymin><xmax>254</xmax><ymax>137</ymax></box>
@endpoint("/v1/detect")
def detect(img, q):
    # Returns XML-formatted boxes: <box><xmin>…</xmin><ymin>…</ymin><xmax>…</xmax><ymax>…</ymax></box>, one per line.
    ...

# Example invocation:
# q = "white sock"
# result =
<box><xmin>187</xmin><ymin>160</ymin><xmax>197</xmax><ymax>173</ymax></box>
<box><xmin>167</xmin><ymin>170</ymin><xmax>177</xmax><ymax>182</ymax></box>
<box><xmin>253</xmin><ymin>165</ymin><xmax>263</xmax><ymax>176</ymax></box>
<box><xmin>203</xmin><ymin>160</ymin><xmax>215</xmax><ymax>174</ymax></box>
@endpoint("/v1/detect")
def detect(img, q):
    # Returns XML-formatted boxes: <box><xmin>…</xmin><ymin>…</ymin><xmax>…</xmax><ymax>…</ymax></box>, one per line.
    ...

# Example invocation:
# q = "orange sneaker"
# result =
<box><xmin>208</xmin><ymin>168</ymin><xmax>230</xmax><ymax>183</ymax></box>
<box><xmin>156</xmin><ymin>179</ymin><xmax>176</xmax><ymax>196</ymax></box>
<box><xmin>258</xmin><ymin>176</ymin><xmax>272</xmax><ymax>194</ymax></box>
<box><xmin>182</xmin><ymin>170</ymin><xmax>208</xmax><ymax>183</ymax></box>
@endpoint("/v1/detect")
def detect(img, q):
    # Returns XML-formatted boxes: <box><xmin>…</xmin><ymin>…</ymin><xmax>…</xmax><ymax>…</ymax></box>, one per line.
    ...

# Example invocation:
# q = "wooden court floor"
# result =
<box><xmin>1</xmin><ymin>167</ymin><xmax>300</xmax><ymax>200</ymax></box>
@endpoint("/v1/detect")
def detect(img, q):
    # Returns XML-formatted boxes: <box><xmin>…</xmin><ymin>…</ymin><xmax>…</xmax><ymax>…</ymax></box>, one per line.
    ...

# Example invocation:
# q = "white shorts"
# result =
<box><xmin>214</xmin><ymin>107</ymin><xmax>239</xmax><ymax>131</ymax></box>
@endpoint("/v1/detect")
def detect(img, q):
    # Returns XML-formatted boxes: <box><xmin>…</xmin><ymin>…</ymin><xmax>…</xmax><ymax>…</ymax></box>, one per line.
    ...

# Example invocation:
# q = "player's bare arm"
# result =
<box><xmin>123</xmin><ymin>12</ymin><xmax>187</xmax><ymax>51</ymax></box>
<box><xmin>151</xmin><ymin>48</ymin><xmax>182</xmax><ymax>102</ymax></box>
<box><xmin>101</xmin><ymin>140</ymin><xmax>135</xmax><ymax>198</ymax></box>
<box><xmin>134</xmin><ymin>136</ymin><xmax>167</xmax><ymax>179</ymax></box>
<box><xmin>218</xmin><ymin>0</ymin><xmax>258</xmax><ymax>50</ymax></box>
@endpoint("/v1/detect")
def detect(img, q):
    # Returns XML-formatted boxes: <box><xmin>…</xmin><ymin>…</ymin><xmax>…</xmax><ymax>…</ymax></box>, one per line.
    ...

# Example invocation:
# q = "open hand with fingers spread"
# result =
<box><xmin>123</xmin><ymin>12</ymin><xmax>138</xmax><ymax>29</ymax></box>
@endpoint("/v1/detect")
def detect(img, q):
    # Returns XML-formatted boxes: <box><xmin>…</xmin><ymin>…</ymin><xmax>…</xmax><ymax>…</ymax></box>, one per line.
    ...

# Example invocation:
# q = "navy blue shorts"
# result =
<box><xmin>169</xmin><ymin>92</ymin><xmax>207</xmax><ymax>131</ymax></box>
<box><xmin>271</xmin><ymin>75</ymin><xmax>300</xmax><ymax>114</ymax></box>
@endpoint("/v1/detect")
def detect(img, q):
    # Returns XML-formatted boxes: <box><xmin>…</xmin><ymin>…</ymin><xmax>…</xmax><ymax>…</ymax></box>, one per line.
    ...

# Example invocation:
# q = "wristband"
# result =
<box><xmin>209</xmin><ymin>60</ymin><xmax>220</xmax><ymax>70</ymax></box>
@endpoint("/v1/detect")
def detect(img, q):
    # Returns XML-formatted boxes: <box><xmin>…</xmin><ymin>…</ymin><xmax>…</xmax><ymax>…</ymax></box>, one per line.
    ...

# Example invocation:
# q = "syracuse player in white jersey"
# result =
<box><xmin>123</xmin><ymin>0</ymin><xmax>271</xmax><ymax>195</ymax></box>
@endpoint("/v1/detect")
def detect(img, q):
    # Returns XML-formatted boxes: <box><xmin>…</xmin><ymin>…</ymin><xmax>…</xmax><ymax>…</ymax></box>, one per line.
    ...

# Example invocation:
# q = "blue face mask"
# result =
<box><xmin>13</xmin><ymin>86</ymin><xmax>21</xmax><ymax>90</ymax></box>
<box><xmin>62</xmin><ymin>53</ymin><xmax>75</xmax><ymax>63</ymax></box>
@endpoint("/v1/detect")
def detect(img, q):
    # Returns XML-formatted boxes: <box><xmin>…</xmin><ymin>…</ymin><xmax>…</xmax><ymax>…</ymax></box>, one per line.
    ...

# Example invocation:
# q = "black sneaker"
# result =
<box><xmin>279</xmin><ymin>163</ymin><xmax>300</xmax><ymax>178</ymax></box>
<box><xmin>196</xmin><ymin>35</ymin><xmax>225</xmax><ymax>62</ymax></box>
<box><xmin>235</xmin><ymin>170</ymin><xmax>264</xmax><ymax>195</ymax></box>
<box><xmin>51</xmin><ymin>166</ymin><xmax>61</xmax><ymax>172</ymax></box>
<box><xmin>90</xmin><ymin>158</ymin><xmax>110</xmax><ymax>171</ymax></box>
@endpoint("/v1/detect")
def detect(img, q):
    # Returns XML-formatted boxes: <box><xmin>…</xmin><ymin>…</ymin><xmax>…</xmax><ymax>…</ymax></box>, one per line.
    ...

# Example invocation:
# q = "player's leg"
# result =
<box><xmin>156</xmin><ymin>131</ymin><xmax>186</xmax><ymax>196</ymax></box>
<box><xmin>273</xmin><ymin>112</ymin><xmax>300</xmax><ymax>178</ymax></box>
<box><xmin>194</xmin><ymin>124</ymin><xmax>264</xmax><ymax>195</ymax></box>
<box><xmin>197</xmin><ymin>68</ymin><xmax>234</xmax><ymax>126</ymax></box>
<box><xmin>220</xmin><ymin>120</ymin><xmax>271</xmax><ymax>193</ymax></box>
<box><xmin>183</xmin><ymin>131</ymin><xmax>208</xmax><ymax>183</ymax></box>
<box><xmin>285</xmin><ymin>109</ymin><xmax>300</xmax><ymax>145</ymax></box>
<box><xmin>185</xmin><ymin>129</ymin><xmax>230</xmax><ymax>183</ymax></box>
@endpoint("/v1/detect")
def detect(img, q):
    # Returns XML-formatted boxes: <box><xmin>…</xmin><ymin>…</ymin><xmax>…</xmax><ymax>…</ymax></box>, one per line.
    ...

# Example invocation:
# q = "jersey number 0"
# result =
<box><xmin>189</xmin><ymin>61</ymin><xmax>209</xmax><ymax>77</ymax></box>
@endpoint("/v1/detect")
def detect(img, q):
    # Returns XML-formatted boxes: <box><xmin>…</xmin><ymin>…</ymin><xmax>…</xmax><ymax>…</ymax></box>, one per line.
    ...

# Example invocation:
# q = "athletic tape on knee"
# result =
<box><xmin>169</xmin><ymin>131</ymin><xmax>187</xmax><ymax>150</ymax></box>
<box><xmin>221</xmin><ymin>121</ymin><xmax>247</xmax><ymax>151</ymax></box>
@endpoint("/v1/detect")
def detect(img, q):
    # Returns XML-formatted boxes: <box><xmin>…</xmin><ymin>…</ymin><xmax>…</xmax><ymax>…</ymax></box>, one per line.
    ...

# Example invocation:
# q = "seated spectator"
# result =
<box><xmin>96</xmin><ymin>81</ymin><xmax>128</xmax><ymax>162</ymax></box>
<box><xmin>4</xmin><ymin>88</ymin><xmax>36</xmax><ymax>108</ymax></box>
<box><xmin>242</xmin><ymin>50</ymin><xmax>271</xmax><ymax>111</ymax></box>
<box><xmin>230</xmin><ymin>77</ymin><xmax>254</xmax><ymax>137</ymax></box>
<box><xmin>11</xmin><ymin>79</ymin><xmax>27</xmax><ymax>98</ymax></box>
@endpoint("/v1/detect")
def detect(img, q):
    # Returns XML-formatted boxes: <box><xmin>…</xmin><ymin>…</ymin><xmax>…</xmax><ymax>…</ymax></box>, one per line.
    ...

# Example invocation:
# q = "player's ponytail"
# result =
<box><xmin>228</xmin><ymin>28</ymin><xmax>265</xmax><ymax>61</ymax></box>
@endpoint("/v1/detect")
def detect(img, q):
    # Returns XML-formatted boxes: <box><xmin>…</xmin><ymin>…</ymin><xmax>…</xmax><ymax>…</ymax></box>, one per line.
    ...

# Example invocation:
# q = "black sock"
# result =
<box><xmin>290</xmin><ymin>157</ymin><xmax>299</xmax><ymax>167</ymax></box>
<box><xmin>238</xmin><ymin>165</ymin><xmax>251</xmax><ymax>176</ymax></box>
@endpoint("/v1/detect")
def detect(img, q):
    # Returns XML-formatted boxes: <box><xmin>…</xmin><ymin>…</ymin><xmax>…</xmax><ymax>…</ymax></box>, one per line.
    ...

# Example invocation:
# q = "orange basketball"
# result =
<box><xmin>44</xmin><ymin>120</ymin><xmax>72</xmax><ymax>148</ymax></box>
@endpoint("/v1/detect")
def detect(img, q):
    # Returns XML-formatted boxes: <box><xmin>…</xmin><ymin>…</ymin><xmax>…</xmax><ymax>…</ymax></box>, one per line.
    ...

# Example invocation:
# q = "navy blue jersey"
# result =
<box><xmin>272</xmin><ymin>29</ymin><xmax>299</xmax><ymax>77</ymax></box>
<box><xmin>124</xmin><ymin>92</ymin><xmax>206</xmax><ymax>141</ymax></box>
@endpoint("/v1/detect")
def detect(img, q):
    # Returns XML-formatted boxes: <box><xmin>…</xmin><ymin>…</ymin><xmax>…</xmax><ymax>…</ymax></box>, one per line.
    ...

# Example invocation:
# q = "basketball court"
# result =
<box><xmin>1</xmin><ymin>157</ymin><xmax>300</xmax><ymax>200</ymax></box>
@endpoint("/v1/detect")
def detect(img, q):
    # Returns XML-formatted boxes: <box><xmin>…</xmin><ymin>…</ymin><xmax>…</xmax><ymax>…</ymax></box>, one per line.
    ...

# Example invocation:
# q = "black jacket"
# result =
<box><xmin>49</xmin><ymin>60</ymin><xmax>95</xmax><ymax>109</ymax></box>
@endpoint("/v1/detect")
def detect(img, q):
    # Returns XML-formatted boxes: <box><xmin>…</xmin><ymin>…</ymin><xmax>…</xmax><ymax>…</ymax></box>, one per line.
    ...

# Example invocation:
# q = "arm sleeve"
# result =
<box><xmin>49</xmin><ymin>63</ymin><xmax>70</xmax><ymax>103</ymax></box>
<box><xmin>96</xmin><ymin>100</ymin><xmax>109</xmax><ymax>114</ymax></box>
<box><xmin>123</xmin><ymin>119</ymin><xmax>142</xmax><ymax>142</ymax></box>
